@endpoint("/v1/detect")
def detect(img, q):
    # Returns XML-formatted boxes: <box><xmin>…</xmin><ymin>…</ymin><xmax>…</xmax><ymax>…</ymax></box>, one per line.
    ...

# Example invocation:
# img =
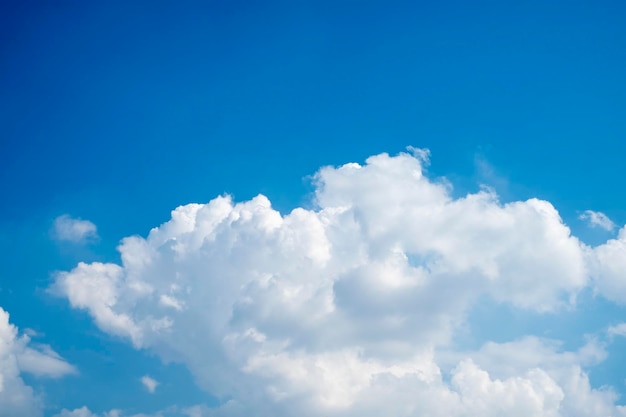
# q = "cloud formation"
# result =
<box><xmin>53</xmin><ymin>215</ymin><xmax>99</xmax><ymax>243</ymax></box>
<box><xmin>0</xmin><ymin>307</ymin><xmax>75</xmax><ymax>417</ymax></box>
<box><xmin>53</xmin><ymin>407</ymin><xmax>120</xmax><ymax>417</ymax></box>
<box><xmin>588</xmin><ymin>226</ymin><xmax>626</xmax><ymax>303</ymax></box>
<box><xmin>608</xmin><ymin>323</ymin><xmax>626</xmax><ymax>338</ymax></box>
<box><xmin>579</xmin><ymin>210</ymin><xmax>616</xmax><ymax>231</ymax></box>
<box><xmin>53</xmin><ymin>150</ymin><xmax>626</xmax><ymax>416</ymax></box>
<box><xmin>141</xmin><ymin>375</ymin><xmax>159</xmax><ymax>393</ymax></box>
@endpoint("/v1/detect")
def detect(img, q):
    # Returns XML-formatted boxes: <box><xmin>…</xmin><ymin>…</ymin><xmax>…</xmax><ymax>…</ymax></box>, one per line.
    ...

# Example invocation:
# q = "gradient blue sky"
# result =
<box><xmin>1</xmin><ymin>1</ymin><xmax>626</xmax><ymax>416</ymax></box>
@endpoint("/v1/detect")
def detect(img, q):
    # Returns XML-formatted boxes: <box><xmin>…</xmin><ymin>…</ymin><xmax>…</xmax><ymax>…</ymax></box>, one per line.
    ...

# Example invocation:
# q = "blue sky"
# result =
<box><xmin>1</xmin><ymin>1</ymin><xmax>626</xmax><ymax>416</ymax></box>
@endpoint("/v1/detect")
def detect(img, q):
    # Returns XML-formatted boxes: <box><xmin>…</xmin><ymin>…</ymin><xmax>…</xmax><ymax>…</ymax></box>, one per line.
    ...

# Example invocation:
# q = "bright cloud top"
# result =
<box><xmin>0</xmin><ymin>307</ymin><xmax>75</xmax><ymax>417</ymax></box>
<box><xmin>53</xmin><ymin>214</ymin><xmax>99</xmax><ymax>243</ymax></box>
<box><xmin>579</xmin><ymin>210</ymin><xmax>616</xmax><ymax>231</ymax></box>
<box><xmin>53</xmin><ymin>149</ymin><xmax>626</xmax><ymax>416</ymax></box>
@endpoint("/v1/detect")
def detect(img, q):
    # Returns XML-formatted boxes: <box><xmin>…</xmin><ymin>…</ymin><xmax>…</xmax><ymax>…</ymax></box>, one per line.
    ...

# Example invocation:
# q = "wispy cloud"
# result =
<box><xmin>53</xmin><ymin>214</ymin><xmax>99</xmax><ymax>243</ymax></box>
<box><xmin>579</xmin><ymin>210</ymin><xmax>616</xmax><ymax>231</ymax></box>
<box><xmin>53</xmin><ymin>407</ymin><xmax>121</xmax><ymax>417</ymax></box>
<box><xmin>141</xmin><ymin>375</ymin><xmax>159</xmax><ymax>394</ymax></box>
<box><xmin>607</xmin><ymin>323</ymin><xmax>626</xmax><ymax>338</ymax></box>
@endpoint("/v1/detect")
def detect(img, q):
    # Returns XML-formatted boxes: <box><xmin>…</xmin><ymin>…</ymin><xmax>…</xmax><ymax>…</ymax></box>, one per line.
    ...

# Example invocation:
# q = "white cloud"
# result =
<box><xmin>53</xmin><ymin>408</ymin><xmax>121</xmax><ymax>417</ymax></box>
<box><xmin>51</xmin><ymin>262</ymin><xmax>145</xmax><ymax>347</ymax></box>
<box><xmin>54</xmin><ymin>214</ymin><xmax>99</xmax><ymax>243</ymax></box>
<box><xmin>16</xmin><ymin>342</ymin><xmax>76</xmax><ymax>378</ymax></box>
<box><xmin>589</xmin><ymin>226</ymin><xmax>626</xmax><ymax>303</ymax></box>
<box><xmin>579</xmin><ymin>210</ymin><xmax>616</xmax><ymax>231</ymax></box>
<box><xmin>53</xmin><ymin>406</ymin><xmax>203</xmax><ymax>417</ymax></box>
<box><xmin>0</xmin><ymin>306</ymin><xmax>75</xmax><ymax>417</ymax></box>
<box><xmin>463</xmin><ymin>337</ymin><xmax>625</xmax><ymax>417</ymax></box>
<box><xmin>54</xmin><ymin>407</ymin><xmax>98</xmax><ymax>417</ymax></box>
<box><xmin>607</xmin><ymin>323</ymin><xmax>626</xmax><ymax>338</ymax></box>
<box><xmin>141</xmin><ymin>375</ymin><xmax>159</xmax><ymax>393</ymax></box>
<box><xmin>52</xmin><ymin>149</ymin><xmax>626</xmax><ymax>416</ymax></box>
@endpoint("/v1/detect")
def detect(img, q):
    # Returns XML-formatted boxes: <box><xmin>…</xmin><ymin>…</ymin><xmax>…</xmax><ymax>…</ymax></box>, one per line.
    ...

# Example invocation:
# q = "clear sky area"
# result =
<box><xmin>1</xmin><ymin>1</ymin><xmax>626</xmax><ymax>416</ymax></box>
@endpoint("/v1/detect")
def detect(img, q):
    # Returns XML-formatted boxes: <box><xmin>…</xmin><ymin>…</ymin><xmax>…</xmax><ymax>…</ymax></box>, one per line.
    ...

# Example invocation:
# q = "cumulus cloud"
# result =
<box><xmin>52</xmin><ymin>150</ymin><xmax>626</xmax><ymax>416</ymax></box>
<box><xmin>588</xmin><ymin>226</ymin><xmax>626</xmax><ymax>303</ymax></box>
<box><xmin>0</xmin><ymin>307</ymin><xmax>75</xmax><ymax>417</ymax></box>
<box><xmin>53</xmin><ymin>214</ymin><xmax>99</xmax><ymax>243</ymax></box>
<box><xmin>141</xmin><ymin>375</ymin><xmax>159</xmax><ymax>393</ymax></box>
<box><xmin>579</xmin><ymin>210</ymin><xmax>616</xmax><ymax>231</ymax></box>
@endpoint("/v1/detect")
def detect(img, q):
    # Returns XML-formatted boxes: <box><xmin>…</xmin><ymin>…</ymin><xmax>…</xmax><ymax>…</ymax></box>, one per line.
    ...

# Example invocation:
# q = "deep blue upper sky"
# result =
<box><xmin>1</xmin><ymin>1</ymin><xmax>625</xmax><ymax>415</ymax></box>
<box><xmin>3</xmin><ymin>1</ymin><xmax>626</xmax><ymax>220</ymax></box>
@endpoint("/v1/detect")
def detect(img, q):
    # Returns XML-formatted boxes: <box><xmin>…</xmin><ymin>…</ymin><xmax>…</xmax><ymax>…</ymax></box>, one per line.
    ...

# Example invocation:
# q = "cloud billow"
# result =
<box><xmin>52</xmin><ymin>149</ymin><xmax>626</xmax><ymax>416</ymax></box>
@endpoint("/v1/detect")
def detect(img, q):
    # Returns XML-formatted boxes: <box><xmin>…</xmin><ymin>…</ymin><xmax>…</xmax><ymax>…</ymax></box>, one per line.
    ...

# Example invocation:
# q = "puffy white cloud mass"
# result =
<box><xmin>0</xmin><ymin>307</ymin><xmax>75</xmax><ymax>417</ymax></box>
<box><xmin>52</xmin><ymin>150</ymin><xmax>626</xmax><ymax>416</ymax></box>
<box><xmin>53</xmin><ymin>214</ymin><xmax>99</xmax><ymax>243</ymax></box>
<box><xmin>589</xmin><ymin>226</ymin><xmax>626</xmax><ymax>303</ymax></box>
<box><xmin>579</xmin><ymin>210</ymin><xmax>616</xmax><ymax>231</ymax></box>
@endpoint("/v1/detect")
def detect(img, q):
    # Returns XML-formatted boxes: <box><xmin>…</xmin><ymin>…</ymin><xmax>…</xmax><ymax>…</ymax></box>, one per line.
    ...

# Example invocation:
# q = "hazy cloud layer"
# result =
<box><xmin>53</xmin><ymin>150</ymin><xmax>626</xmax><ymax>416</ymax></box>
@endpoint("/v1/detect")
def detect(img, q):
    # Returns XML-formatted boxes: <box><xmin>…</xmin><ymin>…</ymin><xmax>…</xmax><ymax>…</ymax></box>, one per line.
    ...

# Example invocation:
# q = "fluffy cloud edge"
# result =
<box><xmin>53</xmin><ymin>214</ymin><xmax>99</xmax><ymax>243</ymax></box>
<box><xmin>51</xmin><ymin>149</ymin><xmax>626</xmax><ymax>416</ymax></box>
<box><xmin>0</xmin><ymin>306</ymin><xmax>76</xmax><ymax>417</ymax></box>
